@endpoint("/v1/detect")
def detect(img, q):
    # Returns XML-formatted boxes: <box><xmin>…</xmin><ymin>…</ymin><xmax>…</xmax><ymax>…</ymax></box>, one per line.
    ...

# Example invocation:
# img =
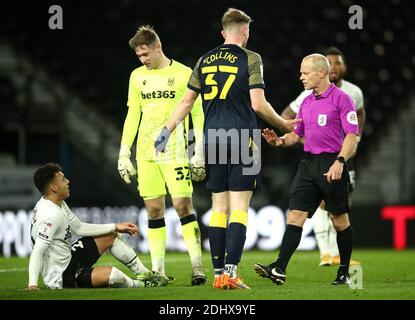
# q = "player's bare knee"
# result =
<box><xmin>173</xmin><ymin>201</ymin><xmax>192</xmax><ymax>218</ymax></box>
<box><xmin>287</xmin><ymin>210</ymin><xmax>307</xmax><ymax>227</ymax></box>
<box><xmin>94</xmin><ymin>232</ymin><xmax>117</xmax><ymax>253</ymax></box>
<box><xmin>146</xmin><ymin>205</ymin><xmax>165</xmax><ymax>219</ymax></box>
<box><xmin>330</xmin><ymin>214</ymin><xmax>350</xmax><ymax>231</ymax></box>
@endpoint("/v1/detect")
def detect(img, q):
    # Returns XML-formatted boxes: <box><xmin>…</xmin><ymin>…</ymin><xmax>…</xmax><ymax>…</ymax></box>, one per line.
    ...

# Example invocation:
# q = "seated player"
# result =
<box><xmin>24</xmin><ymin>162</ymin><xmax>168</xmax><ymax>290</ymax></box>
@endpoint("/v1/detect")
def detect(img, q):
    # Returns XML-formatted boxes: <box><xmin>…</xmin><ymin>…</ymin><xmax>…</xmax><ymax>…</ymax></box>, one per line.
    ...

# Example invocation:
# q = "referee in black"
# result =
<box><xmin>255</xmin><ymin>53</ymin><xmax>359</xmax><ymax>285</ymax></box>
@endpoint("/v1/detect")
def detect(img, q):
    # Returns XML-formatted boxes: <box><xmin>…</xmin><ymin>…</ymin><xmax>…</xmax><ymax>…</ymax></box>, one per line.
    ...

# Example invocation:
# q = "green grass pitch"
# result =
<box><xmin>1</xmin><ymin>249</ymin><xmax>414</xmax><ymax>300</ymax></box>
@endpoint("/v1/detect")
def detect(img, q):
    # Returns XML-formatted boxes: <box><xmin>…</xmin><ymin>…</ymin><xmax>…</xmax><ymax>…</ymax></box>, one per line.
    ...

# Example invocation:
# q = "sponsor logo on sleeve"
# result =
<box><xmin>347</xmin><ymin>111</ymin><xmax>358</xmax><ymax>125</ymax></box>
<box><xmin>38</xmin><ymin>222</ymin><xmax>52</xmax><ymax>240</ymax></box>
<box><xmin>41</xmin><ymin>222</ymin><xmax>52</xmax><ymax>235</ymax></box>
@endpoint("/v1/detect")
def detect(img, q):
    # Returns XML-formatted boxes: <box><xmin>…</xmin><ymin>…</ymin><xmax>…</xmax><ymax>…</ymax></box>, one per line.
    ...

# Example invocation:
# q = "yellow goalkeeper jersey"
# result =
<box><xmin>124</xmin><ymin>60</ymin><xmax>203</xmax><ymax>161</ymax></box>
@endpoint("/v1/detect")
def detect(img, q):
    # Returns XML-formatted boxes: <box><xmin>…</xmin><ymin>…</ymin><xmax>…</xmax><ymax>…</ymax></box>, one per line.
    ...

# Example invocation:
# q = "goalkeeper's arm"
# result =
<box><xmin>118</xmin><ymin>106</ymin><xmax>141</xmax><ymax>184</ymax></box>
<box><xmin>189</xmin><ymin>95</ymin><xmax>205</xmax><ymax>181</ymax></box>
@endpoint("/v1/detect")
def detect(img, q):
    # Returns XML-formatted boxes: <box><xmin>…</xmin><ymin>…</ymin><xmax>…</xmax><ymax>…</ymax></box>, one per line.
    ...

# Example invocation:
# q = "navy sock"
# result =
<box><xmin>208</xmin><ymin>226</ymin><xmax>227</xmax><ymax>269</ymax></box>
<box><xmin>224</xmin><ymin>222</ymin><xmax>246</xmax><ymax>265</ymax></box>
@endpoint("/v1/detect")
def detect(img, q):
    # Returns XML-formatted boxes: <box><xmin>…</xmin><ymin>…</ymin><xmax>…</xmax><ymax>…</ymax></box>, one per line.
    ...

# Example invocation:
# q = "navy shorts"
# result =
<box><xmin>205</xmin><ymin>143</ymin><xmax>262</xmax><ymax>192</ymax></box>
<box><xmin>62</xmin><ymin>237</ymin><xmax>100</xmax><ymax>288</ymax></box>
<box><xmin>289</xmin><ymin>152</ymin><xmax>350</xmax><ymax>216</ymax></box>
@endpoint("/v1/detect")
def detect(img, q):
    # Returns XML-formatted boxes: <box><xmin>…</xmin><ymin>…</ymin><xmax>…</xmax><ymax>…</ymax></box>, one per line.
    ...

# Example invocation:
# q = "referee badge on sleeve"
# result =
<box><xmin>347</xmin><ymin>111</ymin><xmax>358</xmax><ymax>125</ymax></box>
<box><xmin>318</xmin><ymin>114</ymin><xmax>327</xmax><ymax>126</ymax></box>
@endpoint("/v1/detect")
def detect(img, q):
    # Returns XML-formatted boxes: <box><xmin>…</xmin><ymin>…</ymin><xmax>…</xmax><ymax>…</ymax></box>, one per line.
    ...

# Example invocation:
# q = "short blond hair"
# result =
<box><xmin>222</xmin><ymin>8</ymin><xmax>252</xmax><ymax>30</ymax></box>
<box><xmin>303</xmin><ymin>53</ymin><xmax>330</xmax><ymax>74</ymax></box>
<box><xmin>129</xmin><ymin>25</ymin><xmax>160</xmax><ymax>49</ymax></box>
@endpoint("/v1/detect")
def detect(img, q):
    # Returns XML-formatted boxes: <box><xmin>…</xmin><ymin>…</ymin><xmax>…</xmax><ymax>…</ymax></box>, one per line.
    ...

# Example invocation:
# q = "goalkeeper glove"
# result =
<box><xmin>189</xmin><ymin>143</ymin><xmax>206</xmax><ymax>182</ymax></box>
<box><xmin>118</xmin><ymin>144</ymin><xmax>136</xmax><ymax>184</ymax></box>
<box><xmin>154</xmin><ymin>126</ymin><xmax>171</xmax><ymax>153</ymax></box>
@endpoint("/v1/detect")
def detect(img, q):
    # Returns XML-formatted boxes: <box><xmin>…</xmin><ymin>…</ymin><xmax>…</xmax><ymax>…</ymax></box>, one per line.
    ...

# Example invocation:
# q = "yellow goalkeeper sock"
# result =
<box><xmin>180</xmin><ymin>214</ymin><xmax>202</xmax><ymax>268</ymax></box>
<box><xmin>148</xmin><ymin>218</ymin><xmax>167</xmax><ymax>275</ymax></box>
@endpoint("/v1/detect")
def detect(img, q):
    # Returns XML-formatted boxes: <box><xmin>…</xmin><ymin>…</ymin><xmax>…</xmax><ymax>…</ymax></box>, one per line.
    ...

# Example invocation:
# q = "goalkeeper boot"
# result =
<box><xmin>191</xmin><ymin>267</ymin><xmax>207</xmax><ymax>286</ymax></box>
<box><xmin>141</xmin><ymin>273</ymin><xmax>169</xmax><ymax>287</ymax></box>
<box><xmin>254</xmin><ymin>262</ymin><xmax>286</xmax><ymax>285</ymax></box>
<box><xmin>136</xmin><ymin>271</ymin><xmax>154</xmax><ymax>281</ymax></box>
<box><xmin>150</xmin><ymin>271</ymin><xmax>170</xmax><ymax>283</ymax></box>
<box><xmin>222</xmin><ymin>274</ymin><xmax>250</xmax><ymax>290</ymax></box>
<box><xmin>167</xmin><ymin>275</ymin><xmax>176</xmax><ymax>284</ymax></box>
<box><xmin>331</xmin><ymin>269</ymin><xmax>351</xmax><ymax>285</ymax></box>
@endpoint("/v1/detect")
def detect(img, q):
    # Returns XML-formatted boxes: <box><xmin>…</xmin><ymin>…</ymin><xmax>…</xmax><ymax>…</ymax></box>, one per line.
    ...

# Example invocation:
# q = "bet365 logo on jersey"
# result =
<box><xmin>141</xmin><ymin>90</ymin><xmax>176</xmax><ymax>99</ymax></box>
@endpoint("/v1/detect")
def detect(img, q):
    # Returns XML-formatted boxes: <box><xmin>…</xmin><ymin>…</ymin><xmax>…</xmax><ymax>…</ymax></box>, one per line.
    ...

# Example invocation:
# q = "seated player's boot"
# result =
<box><xmin>222</xmin><ymin>274</ymin><xmax>251</xmax><ymax>290</ymax></box>
<box><xmin>331</xmin><ymin>270</ymin><xmax>351</xmax><ymax>285</ymax></box>
<box><xmin>319</xmin><ymin>254</ymin><xmax>333</xmax><ymax>267</ymax></box>
<box><xmin>254</xmin><ymin>263</ymin><xmax>286</xmax><ymax>285</ymax></box>
<box><xmin>136</xmin><ymin>271</ymin><xmax>154</xmax><ymax>281</ymax></box>
<box><xmin>212</xmin><ymin>274</ymin><xmax>224</xmax><ymax>289</ymax></box>
<box><xmin>141</xmin><ymin>273</ymin><xmax>169</xmax><ymax>287</ymax></box>
<box><xmin>191</xmin><ymin>267</ymin><xmax>207</xmax><ymax>286</ymax></box>
<box><xmin>331</xmin><ymin>255</ymin><xmax>361</xmax><ymax>266</ymax></box>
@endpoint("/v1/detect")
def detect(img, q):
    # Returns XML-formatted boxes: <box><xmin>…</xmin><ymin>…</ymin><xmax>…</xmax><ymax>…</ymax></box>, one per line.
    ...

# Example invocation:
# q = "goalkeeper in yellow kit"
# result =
<box><xmin>118</xmin><ymin>25</ymin><xmax>206</xmax><ymax>285</ymax></box>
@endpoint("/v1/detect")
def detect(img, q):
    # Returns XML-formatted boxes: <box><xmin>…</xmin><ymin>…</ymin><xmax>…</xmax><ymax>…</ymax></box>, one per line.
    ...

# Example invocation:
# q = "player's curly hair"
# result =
<box><xmin>129</xmin><ymin>25</ymin><xmax>160</xmax><ymax>49</ymax></box>
<box><xmin>33</xmin><ymin>162</ymin><xmax>62</xmax><ymax>194</ymax></box>
<box><xmin>222</xmin><ymin>8</ymin><xmax>252</xmax><ymax>29</ymax></box>
<box><xmin>324</xmin><ymin>46</ymin><xmax>346</xmax><ymax>64</ymax></box>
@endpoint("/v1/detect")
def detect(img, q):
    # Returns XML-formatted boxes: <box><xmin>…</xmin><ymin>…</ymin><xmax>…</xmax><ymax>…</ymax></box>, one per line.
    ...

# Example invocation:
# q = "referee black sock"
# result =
<box><xmin>336</xmin><ymin>225</ymin><xmax>353</xmax><ymax>274</ymax></box>
<box><xmin>275</xmin><ymin>224</ymin><xmax>303</xmax><ymax>273</ymax></box>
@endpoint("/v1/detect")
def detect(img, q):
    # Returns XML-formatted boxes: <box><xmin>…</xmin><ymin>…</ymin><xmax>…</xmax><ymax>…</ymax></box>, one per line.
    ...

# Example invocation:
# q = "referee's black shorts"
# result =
<box><xmin>289</xmin><ymin>152</ymin><xmax>350</xmax><ymax>216</ymax></box>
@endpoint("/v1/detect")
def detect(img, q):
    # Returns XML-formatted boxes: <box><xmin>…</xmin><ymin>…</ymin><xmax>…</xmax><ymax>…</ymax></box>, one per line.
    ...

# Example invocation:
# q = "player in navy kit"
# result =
<box><xmin>155</xmin><ymin>8</ymin><xmax>299</xmax><ymax>289</ymax></box>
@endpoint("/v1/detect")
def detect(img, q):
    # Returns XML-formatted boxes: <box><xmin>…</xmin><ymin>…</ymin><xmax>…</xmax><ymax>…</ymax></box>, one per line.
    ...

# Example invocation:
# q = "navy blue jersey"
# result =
<box><xmin>188</xmin><ymin>44</ymin><xmax>265</xmax><ymax>144</ymax></box>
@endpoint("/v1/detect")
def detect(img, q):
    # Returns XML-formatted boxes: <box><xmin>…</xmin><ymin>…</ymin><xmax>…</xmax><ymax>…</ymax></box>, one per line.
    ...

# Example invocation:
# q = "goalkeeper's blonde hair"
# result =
<box><xmin>129</xmin><ymin>25</ymin><xmax>160</xmax><ymax>49</ymax></box>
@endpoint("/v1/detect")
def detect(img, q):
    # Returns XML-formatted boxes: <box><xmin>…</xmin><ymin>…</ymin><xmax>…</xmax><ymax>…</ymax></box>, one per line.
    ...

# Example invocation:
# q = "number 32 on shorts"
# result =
<box><xmin>175</xmin><ymin>166</ymin><xmax>190</xmax><ymax>181</ymax></box>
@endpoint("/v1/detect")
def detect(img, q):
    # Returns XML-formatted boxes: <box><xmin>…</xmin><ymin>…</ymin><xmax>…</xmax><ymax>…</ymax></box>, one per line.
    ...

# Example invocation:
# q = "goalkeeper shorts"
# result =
<box><xmin>137</xmin><ymin>159</ymin><xmax>193</xmax><ymax>199</ymax></box>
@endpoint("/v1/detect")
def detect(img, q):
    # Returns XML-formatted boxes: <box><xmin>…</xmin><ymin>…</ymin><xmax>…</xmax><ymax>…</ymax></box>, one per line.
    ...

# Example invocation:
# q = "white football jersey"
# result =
<box><xmin>30</xmin><ymin>197</ymin><xmax>77</xmax><ymax>289</ymax></box>
<box><xmin>289</xmin><ymin>79</ymin><xmax>364</xmax><ymax>114</ymax></box>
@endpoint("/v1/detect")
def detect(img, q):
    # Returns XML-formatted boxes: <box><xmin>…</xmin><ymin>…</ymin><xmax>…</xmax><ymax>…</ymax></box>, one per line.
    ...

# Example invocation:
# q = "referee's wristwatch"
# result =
<box><xmin>336</xmin><ymin>156</ymin><xmax>346</xmax><ymax>164</ymax></box>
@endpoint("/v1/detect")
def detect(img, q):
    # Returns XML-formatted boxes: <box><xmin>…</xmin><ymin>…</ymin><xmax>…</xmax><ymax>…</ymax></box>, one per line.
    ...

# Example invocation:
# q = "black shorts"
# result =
<box><xmin>205</xmin><ymin>143</ymin><xmax>262</xmax><ymax>192</ymax></box>
<box><xmin>347</xmin><ymin>158</ymin><xmax>356</xmax><ymax>192</ymax></box>
<box><xmin>289</xmin><ymin>152</ymin><xmax>350</xmax><ymax>216</ymax></box>
<box><xmin>62</xmin><ymin>237</ymin><xmax>100</xmax><ymax>288</ymax></box>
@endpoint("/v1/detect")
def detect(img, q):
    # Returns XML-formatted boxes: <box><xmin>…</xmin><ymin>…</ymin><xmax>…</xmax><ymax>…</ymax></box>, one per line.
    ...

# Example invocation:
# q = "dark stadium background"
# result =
<box><xmin>1</xmin><ymin>0</ymin><xmax>414</xmax><ymax>251</ymax></box>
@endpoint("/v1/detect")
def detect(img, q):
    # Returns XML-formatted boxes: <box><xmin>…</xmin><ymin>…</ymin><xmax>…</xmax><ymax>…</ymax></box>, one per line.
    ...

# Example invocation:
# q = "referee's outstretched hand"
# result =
<box><xmin>262</xmin><ymin>128</ymin><xmax>285</xmax><ymax>147</ymax></box>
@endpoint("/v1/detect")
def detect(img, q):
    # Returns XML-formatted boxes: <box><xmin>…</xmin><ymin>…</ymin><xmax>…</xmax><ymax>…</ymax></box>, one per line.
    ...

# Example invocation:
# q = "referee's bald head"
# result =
<box><xmin>302</xmin><ymin>54</ymin><xmax>330</xmax><ymax>75</ymax></box>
